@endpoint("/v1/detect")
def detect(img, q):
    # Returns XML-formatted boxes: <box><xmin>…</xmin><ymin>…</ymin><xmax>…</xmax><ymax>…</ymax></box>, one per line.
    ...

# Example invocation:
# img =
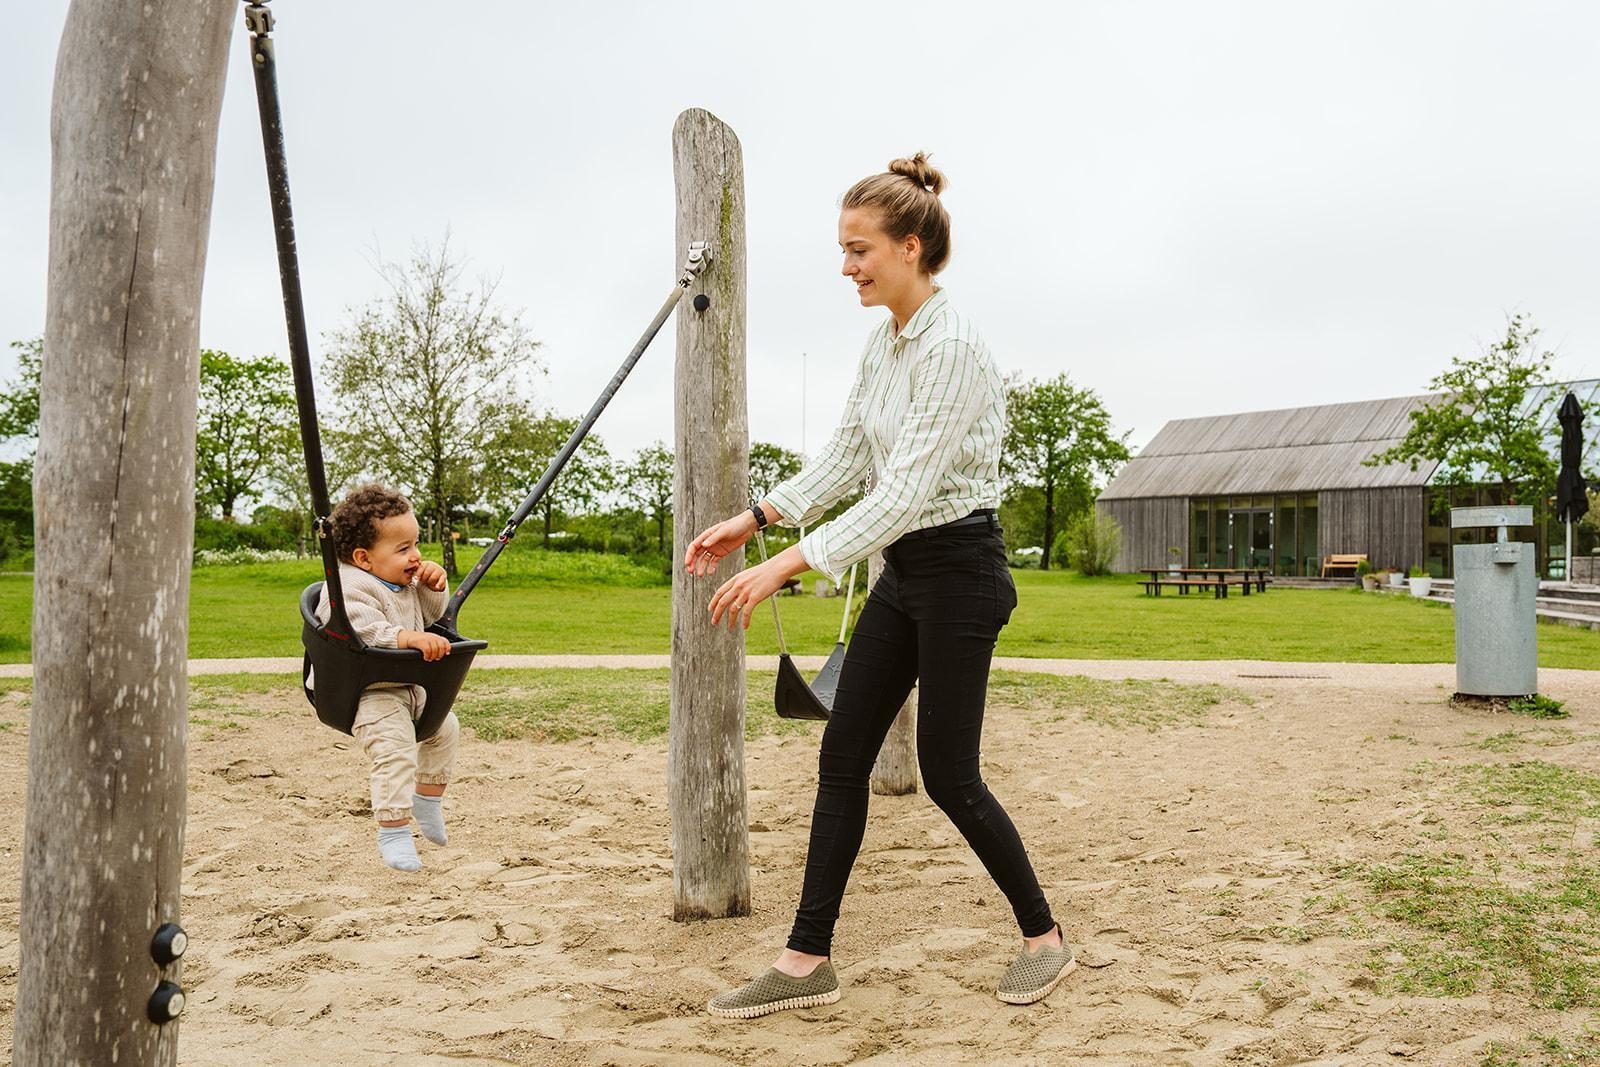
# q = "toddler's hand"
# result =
<box><xmin>400</xmin><ymin>630</ymin><xmax>452</xmax><ymax>661</ymax></box>
<box><xmin>417</xmin><ymin>561</ymin><xmax>448</xmax><ymax>592</ymax></box>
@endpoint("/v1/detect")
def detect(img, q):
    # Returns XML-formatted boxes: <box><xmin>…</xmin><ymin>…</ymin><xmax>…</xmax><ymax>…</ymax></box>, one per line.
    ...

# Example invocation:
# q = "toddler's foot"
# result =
<box><xmin>378</xmin><ymin>825</ymin><xmax>421</xmax><ymax>871</ymax></box>
<box><xmin>412</xmin><ymin>794</ymin><xmax>448</xmax><ymax>845</ymax></box>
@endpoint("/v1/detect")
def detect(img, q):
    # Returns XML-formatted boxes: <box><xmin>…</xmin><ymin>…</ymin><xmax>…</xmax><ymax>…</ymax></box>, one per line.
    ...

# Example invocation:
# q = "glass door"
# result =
<box><xmin>1229</xmin><ymin>509</ymin><xmax>1273</xmax><ymax>569</ymax></box>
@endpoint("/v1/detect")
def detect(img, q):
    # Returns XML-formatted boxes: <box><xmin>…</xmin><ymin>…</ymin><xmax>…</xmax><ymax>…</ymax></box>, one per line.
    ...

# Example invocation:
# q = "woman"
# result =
<box><xmin>684</xmin><ymin>154</ymin><xmax>1071</xmax><ymax>1018</ymax></box>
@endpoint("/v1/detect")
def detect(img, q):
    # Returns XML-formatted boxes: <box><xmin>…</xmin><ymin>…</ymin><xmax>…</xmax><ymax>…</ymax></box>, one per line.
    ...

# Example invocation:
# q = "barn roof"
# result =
<box><xmin>1098</xmin><ymin>380</ymin><xmax>1600</xmax><ymax>500</ymax></box>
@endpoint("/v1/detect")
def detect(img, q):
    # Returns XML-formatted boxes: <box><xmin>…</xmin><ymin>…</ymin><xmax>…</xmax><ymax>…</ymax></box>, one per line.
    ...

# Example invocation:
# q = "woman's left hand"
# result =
<box><xmin>708</xmin><ymin>547</ymin><xmax>804</xmax><ymax>630</ymax></box>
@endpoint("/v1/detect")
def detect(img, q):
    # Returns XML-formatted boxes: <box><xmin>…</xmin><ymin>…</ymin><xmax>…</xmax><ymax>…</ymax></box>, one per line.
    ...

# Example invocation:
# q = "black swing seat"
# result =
<box><xmin>299</xmin><ymin>583</ymin><xmax>488</xmax><ymax>741</ymax></box>
<box><xmin>775</xmin><ymin>652</ymin><xmax>832</xmax><ymax>721</ymax></box>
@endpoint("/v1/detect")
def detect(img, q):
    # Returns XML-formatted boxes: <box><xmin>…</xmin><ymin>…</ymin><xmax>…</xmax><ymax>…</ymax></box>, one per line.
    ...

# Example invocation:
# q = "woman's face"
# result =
<box><xmin>838</xmin><ymin>207</ymin><xmax>921</xmax><ymax>310</ymax></box>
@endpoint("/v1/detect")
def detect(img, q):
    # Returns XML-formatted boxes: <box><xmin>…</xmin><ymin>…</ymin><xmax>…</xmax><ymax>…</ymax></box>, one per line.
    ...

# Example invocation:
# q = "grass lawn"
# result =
<box><xmin>0</xmin><ymin>547</ymin><xmax>1596</xmax><ymax>667</ymax></box>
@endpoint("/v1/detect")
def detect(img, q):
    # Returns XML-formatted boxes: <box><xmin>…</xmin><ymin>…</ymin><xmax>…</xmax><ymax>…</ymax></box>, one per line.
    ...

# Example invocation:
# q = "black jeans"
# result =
<box><xmin>786</xmin><ymin>521</ymin><xmax>1056</xmax><ymax>956</ymax></box>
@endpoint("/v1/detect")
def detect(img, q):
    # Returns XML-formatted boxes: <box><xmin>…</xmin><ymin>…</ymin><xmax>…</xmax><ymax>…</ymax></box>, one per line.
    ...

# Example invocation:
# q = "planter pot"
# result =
<box><xmin>1408</xmin><ymin>577</ymin><xmax>1432</xmax><ymax>598</ymax></box>
<box><xmin>1388</xmin><ymin>572</ymin><xmax>1406</xmax><ymax>589</ymax></box>
<box><xmin>1361</xmin><ymin>576</ymin><xmax>1379</xmax><ymax>591</ymax></box>
<box><xmin>1167</xmin><ymin>564</ymin><xmax>1181</xmax><ymax>573</ymax></box>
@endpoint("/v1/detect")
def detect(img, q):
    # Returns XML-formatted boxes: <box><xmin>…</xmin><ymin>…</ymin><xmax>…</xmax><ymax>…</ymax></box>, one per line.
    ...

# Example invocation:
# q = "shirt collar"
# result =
<box><xmin>893</xmin><ymin>287</ymin><xmax>948</xmax><ymax>345</ymax></box>
<box><xmin>374</xmin><ymin>575</ymin><xmax>405</xmax><ymax>592</ymax></box>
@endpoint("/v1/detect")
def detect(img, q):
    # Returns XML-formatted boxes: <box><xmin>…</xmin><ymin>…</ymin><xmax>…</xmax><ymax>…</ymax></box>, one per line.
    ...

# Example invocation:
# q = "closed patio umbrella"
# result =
<box><xmin>1556</xmin><ymin>391</ymin><xmax>1589</xmax><ymax>582</ymax></box>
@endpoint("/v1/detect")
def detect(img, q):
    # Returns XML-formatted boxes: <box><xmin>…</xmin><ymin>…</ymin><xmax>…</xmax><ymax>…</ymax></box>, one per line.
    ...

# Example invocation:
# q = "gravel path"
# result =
<box><xmin>3</xmin><ymin>654</ymin><xmax>1596</xmax><ymax>699</ymax></box>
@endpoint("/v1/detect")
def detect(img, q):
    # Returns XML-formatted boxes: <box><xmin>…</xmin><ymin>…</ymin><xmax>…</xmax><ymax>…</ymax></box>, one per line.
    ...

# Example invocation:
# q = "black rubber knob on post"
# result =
<box><xmin>693</xmin><ymin>294</ymin><xmax>710</xmax><ymax>312</ymax></box>
<box><xmin>148</xmin><ymin>981</ymin><xmax>186</xmax><ymax>1024</ymax></box>
<box><xmin>151</xmin><ymin>922</ymin><xmax>188</xmax><ymax>966</ymax></box>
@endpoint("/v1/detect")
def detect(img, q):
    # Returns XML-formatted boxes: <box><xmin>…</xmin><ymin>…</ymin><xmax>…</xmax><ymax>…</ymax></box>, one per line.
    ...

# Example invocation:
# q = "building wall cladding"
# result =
<box><xmin>1319</xmin><ymin>486</ymin><xmax>1427</xmax><ymax>573</ymax></box>
<box><xmin>1100</xmin><ymin>497</ymin><xmax>1188</xmax><ymax>572</ymax></box>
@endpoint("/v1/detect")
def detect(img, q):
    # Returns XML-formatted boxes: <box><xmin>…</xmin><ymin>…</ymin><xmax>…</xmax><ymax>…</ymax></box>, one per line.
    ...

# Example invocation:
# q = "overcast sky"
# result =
<box><xmin>2</xmin><ymin>2</ymin><xmax>1597</xmax><ymax>470</ymax></box>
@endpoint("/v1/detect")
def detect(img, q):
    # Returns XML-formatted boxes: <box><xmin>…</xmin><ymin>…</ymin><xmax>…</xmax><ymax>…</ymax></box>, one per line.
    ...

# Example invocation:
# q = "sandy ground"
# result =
<box><xmin>1</xmin><ymin>660</ymin><xmax>1598</xmax><ymax>1065</ymax></box>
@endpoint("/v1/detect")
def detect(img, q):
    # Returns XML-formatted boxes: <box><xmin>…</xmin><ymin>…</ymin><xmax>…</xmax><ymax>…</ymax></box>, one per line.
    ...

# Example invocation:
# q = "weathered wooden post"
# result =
<box><xmin>14</xmin><ymin>2</ymin><xmax>232</xmax><ymax>1064</ymax></box>
<box><xmin>868</xmin><ymin>551</ymin><xmax>919</xmax><ymax>795</ymax></box>
<box><xmin>668</xmin><ymin>108</ymin><xmax>752</xmax><ymax>919</ymax></box>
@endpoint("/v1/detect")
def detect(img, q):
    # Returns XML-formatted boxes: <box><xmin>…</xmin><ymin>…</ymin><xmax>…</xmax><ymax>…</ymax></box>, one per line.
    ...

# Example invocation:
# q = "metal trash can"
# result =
<box><xmin>1451</xmin><ymin>505</ymin><xmax>1537</xmax><ymax>697</ymax></box>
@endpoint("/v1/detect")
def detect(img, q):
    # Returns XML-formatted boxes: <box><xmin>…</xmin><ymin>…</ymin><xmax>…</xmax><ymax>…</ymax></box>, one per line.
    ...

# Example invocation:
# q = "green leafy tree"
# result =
<box><xmin>624</xmin><ymin>441</ymin><xmax>675</xmax><ymax>553</ymax></box>
<box><xmin>1002</xmin><ymin>373</ymin><xmax>1130</xmax><ymax>570</ymax></box>
<box><xmin>0</xmin><ymin>338</ymin><xmax>43</xmax><ymax>560</ymax></box>
<box><xmin>1366</xmin><ymin>314</ymin><xmax>1557</xmax><ymax>504</ymax></box>
<box><xmin>195</xmin><ymin>349</ymin><xmax>297</xmax><ymax>520</ymax></box>
<box><xmin>749</xmin><ymin>441</ymin><xmax>802</xmax><ymax>499</ymax></box>
<box><xmin>0</xmin><ymin>338</ymin><xmax>42</xmax><ymax>443</ymax></box>
<box><xmin>484</xmin><ymin>413</ymin><xmax>613</xmax><ymax>547</ymax></box>
<box><xmin>324</xmin><ymin>240</ymin><xmax>543</xmax><ymax>576</ymax></box>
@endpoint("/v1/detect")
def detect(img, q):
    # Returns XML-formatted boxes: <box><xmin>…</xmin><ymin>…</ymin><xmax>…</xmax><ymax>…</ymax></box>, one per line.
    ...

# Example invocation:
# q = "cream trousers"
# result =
<box><xmin>351</xmin><ymin>685</ymin><xmax>459</xmax><ymax>824</ymax></box>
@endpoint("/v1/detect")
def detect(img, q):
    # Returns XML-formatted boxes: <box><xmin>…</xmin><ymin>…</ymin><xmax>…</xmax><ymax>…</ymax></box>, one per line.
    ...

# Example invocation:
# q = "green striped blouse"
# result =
<box><xmin>764</xmin><ymin>289</ymin><xmax>1007</xmax><ymax>584</ymax></box>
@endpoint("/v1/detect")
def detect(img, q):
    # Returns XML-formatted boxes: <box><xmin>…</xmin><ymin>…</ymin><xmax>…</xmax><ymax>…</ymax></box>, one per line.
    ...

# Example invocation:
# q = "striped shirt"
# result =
<box><xmin>764</xmin><ymin>289</ymin><xmax>1006</xmax><ymax>584</ymax></box>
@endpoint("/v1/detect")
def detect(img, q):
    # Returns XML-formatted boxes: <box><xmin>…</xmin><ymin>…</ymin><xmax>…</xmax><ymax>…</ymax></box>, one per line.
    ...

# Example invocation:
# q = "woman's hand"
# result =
<box><xmin>708</xmin><ymin>545</ymin><xmax>807</xmax><ymax>630</ymax></box>
<box><xmin>684</xmin><ymin>509</ymin><xmax>761</xmax><ymax>578</ymax></box>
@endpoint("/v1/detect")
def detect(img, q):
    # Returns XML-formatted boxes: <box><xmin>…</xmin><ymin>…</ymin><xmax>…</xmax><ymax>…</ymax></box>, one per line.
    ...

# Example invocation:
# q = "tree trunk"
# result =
<box><xmin>869</xmin><ymin>551</ymin><xmax>918</xmax><ymax>795</ymax></box>
<box><xmin>16</xmin><ymin>3</ymin><xmax>232</xmax><ymax>1065</ymax></box>
<box><xmin>543</xmin><ymin>499</ymin><xmax>552</xmax><ymax>547</ymax></box>
<box><xmin>1041</xmin><ymin>476</ymin><xmax>1056</xmax><ymax>571</ymax></box>
<box><xmin>437</xmin><ymin>500</ymin><xmax>456</xmax><ymax>577</ymax></box>
<box><xmin>668</xmin><ymin>108</ymin><xmax>751</xmax><ymax>920</ymax></box>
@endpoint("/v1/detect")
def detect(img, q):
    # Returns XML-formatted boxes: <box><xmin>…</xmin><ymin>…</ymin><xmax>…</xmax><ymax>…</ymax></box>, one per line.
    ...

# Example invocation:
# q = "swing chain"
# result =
<box><xmin>243</xmin><ymin>2</ymin><xmax>274</xmax><ymax>37</ymax></box>
<box><xmin>313</xmin><ymin>516</ymin><xmax>332</xmax><ymax>542</ymax></box>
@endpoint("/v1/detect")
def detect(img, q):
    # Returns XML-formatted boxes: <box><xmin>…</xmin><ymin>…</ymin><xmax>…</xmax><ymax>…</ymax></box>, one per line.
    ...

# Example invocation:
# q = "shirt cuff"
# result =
<box><xmin>798</xmin><ymin>526</ymin><xmax>845</xmax><ymax>586</ymax></box>
<box><xmin>764</xmin><ymin>482</ymin><xmax>811</xmax><ymax>530</ymax></box>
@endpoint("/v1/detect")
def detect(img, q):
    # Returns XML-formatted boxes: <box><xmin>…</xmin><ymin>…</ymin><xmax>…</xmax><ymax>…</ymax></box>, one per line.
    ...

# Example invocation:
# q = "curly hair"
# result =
<box><xmin>330</xmin><ymin>484</ymin><xmax>414</xmax><ymax>562</ymax></box>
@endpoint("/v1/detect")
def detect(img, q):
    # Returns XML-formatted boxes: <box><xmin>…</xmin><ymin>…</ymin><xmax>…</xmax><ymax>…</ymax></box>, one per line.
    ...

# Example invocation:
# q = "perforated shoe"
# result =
<box><xmin>997</xmin><ymin>927</ymin><xmax>1076</xmax><ymax>1005</ymax></box>
<box><xmin>707</xmin><ymin>963</ymin><xmax>841</xmax><ymax>1019</ymax></box>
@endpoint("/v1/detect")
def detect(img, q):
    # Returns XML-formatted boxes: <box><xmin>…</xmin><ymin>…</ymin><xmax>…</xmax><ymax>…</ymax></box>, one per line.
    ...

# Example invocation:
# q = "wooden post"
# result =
<box><xmin>868</xmin><ymin>551</ymin><xmax>919</xmax><ymax>794</ymax></box>
<box><xmin>14</xmin><ymin>2</ymin><xmax>232</xmax><ymax>1064</ymax></box>
<box><xmin>668</xmin><ymin>108</ymin><xmax>751</xmax><ymax>920</ymax></box>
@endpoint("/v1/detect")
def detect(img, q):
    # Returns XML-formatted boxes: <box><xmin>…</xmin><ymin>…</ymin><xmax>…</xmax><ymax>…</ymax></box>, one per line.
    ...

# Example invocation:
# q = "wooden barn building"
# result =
<box><xmin>1096</xmin><ymin>381</ymin><xmax>1599</xmax><ymax>579</ymax></box>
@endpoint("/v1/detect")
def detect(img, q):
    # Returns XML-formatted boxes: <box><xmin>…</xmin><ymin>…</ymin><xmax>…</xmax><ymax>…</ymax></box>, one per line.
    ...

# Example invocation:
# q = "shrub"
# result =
<box><xmin>1067</xmin><ymin>511</ymin><xmax>1121</xmax><ymax>576</ymax></box>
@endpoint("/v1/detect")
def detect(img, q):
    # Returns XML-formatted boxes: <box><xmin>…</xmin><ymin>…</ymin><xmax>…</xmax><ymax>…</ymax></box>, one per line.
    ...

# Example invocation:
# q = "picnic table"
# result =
<box><xmin>1139</xmin><ymin>567</ymin><xmax>1272</xmax><ymax>598</ymax></box>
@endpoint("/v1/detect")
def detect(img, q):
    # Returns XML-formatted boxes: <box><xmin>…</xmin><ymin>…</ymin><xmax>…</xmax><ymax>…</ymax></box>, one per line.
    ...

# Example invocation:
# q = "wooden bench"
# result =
<box><xmin>1320</xmin><ymin>553</ymin><xmax>1367</xmax><ymax>579</ymax></box>
<box><xmin>1140</xmin><ymin>577</ymin><xmax>1254</xmax><ymax>599</ymax></box>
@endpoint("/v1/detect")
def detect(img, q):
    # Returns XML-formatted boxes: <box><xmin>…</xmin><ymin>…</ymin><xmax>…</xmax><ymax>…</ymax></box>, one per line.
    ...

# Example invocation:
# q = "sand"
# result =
<box><xmin>0</xmin><ymin>660</ymin><xmax>1597</xmax><ymax>1065</ymax></box>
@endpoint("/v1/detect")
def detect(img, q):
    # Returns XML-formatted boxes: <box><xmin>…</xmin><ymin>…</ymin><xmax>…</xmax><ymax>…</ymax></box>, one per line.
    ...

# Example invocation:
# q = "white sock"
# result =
<box><xmin>412</xmin><ymin>793</ymin><xmax>448</xmax><ymax>845</ymax></box>
<box><xmin>377</xmin><ymin>825</ymin><xmax>421</xmax><ymax>871</ymax></box>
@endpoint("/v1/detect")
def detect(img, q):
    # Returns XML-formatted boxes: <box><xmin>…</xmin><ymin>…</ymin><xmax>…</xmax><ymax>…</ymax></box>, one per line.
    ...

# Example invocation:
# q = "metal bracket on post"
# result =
<box><xmin>1450</xmin><ymin>505</ymin><xmax>1532</xmax><ymax>565</ymax></box>
<box><xmin>678</xmin><ymin>240</ymin><xmax>713</xmax><ymax>288</ymax></box>
<box><xmin>243</xmin><ymin>2</ymin><xmax>273</xmax><ymax>38</ymax></box>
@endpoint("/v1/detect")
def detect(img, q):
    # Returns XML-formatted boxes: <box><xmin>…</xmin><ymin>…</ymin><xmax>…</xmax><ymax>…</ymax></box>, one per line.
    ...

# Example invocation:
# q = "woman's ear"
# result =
<box><xmin>902</xmin><ymin>233</ymin><xmax>922</xmax><ymax>264</ymax></box>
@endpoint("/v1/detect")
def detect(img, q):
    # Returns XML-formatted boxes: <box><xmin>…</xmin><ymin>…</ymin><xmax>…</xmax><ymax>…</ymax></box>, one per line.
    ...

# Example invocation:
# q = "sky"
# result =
<box><xmin>2</xmin><ymin>2</ymin><xmax>1597</xmax><ymax>471</ymax></box>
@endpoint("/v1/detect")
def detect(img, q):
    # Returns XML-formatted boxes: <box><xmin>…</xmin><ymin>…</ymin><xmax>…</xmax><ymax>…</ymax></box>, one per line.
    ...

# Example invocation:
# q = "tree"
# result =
<box><xmin>1002</xmin><ymin>374</ymin><xmax>1130</xmax><ymax>570</ymax></box>
<box><xmin>17</xmin><ymin>2</ymin><xmax>231</xmax><ymax>1062</ymax></box>
<box><xmin>1366</xmin><ymin>314</ymin><xmax>1558</xmax><ymax>504</ymax></box>
<box><xmin>624</xmin><ymin>441</ymin><xmax>675</xmax><ymax>553</ymax></box>
<box><xmin>0</xmin><ymin>338</ymin><xmax>43</xmax><ymax>559</ymax></box>
<box><xmin>324</xmin><ymin>240</ymin><xmax>542</xmax><ymax>576</ymax></box>
<box><xmin>749</xmin><ymin>440</ymin><xmax>802</xmax><ymax>499</ymax></box>
<box><xmin>195</xmin><ymin>349</ymin><xmax>297</xmax><ymax>520</ymax></box>
<box><xmin>0</xmin><ymin>338</ymin><xmax>43</xmax><ymax>443</ymax></box>
<box><xmin>484</xmin><ymin>412</ymin><xmax>613</xmax><ymax>547</ymax></box>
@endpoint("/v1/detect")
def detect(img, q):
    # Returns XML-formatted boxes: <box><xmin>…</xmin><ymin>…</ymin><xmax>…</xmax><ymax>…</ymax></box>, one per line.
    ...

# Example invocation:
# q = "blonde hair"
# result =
<box><xmin>841</xmin><ymin>152</ymin><xmax>951</xmax><ymax>275</ymax></box>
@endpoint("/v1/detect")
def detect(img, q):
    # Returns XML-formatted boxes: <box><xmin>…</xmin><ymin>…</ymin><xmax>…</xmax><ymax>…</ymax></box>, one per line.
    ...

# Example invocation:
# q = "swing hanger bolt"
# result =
<box><xmin>685</xmin><ymin>241</ymin><xmax>712</xmax><ymax>274</ymax></box>
<box><xmin>243</xmin><ymin>2</ymin><xmax>274</xmax><ymax>38</ymax></box>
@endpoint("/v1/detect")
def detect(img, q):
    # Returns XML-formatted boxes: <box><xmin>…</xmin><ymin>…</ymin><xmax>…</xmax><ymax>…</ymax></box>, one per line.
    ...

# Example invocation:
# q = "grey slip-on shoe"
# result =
<box><xmin>997</xmin><ymin>929</ymin><xmax>1077</xmax><ymax>1005</ymax></box>
<box><xmin>707</xmin><ymin>963</ymin><xmax>841</xmax><ymax>1019</ymax></box>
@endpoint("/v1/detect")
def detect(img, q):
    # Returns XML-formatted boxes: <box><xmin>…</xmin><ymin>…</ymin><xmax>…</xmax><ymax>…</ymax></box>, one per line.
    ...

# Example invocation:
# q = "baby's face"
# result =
<box><xmin>356</xmin><ymin>510</ymin><xmax>423</xmax><ymax>587</ymax></box>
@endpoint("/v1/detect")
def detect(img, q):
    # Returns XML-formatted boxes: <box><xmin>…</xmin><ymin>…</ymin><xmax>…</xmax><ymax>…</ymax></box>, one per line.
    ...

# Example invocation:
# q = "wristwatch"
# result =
<box><xmin>750</xmin><ymin>504</ymin><xmax>769</xmax><ymax>530</ymax></box>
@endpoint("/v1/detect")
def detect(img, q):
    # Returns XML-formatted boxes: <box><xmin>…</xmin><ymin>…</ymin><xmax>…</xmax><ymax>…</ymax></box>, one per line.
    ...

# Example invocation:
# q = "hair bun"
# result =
<box><xmin>888</xmin><ymin>152</ymin><xmax>946</xmax><ymax>196</ymax></box>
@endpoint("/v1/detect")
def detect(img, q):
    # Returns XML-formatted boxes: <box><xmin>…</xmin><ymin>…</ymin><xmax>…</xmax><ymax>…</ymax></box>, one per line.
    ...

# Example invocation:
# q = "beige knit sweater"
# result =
<box><xmin>311</xmin><ymin>564</ymin><xmax>449</xmax><ymax>690</ymax></box>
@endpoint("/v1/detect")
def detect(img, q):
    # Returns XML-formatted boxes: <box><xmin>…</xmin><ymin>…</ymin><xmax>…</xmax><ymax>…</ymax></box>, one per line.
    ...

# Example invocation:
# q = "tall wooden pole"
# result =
<box><xmin>668</xmin><ymin>108</ymin><xmax>751</xmax><ymax>920</ymax></box>
<box><xmin>868</xmin><ymin>551</ymin><xmax>919</xmax><ymax>795</ymax></box>
<box><xmin>14</xmin><ymin>3</ymin><xmax>231</xmax><ymax>1063</ymax></box>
